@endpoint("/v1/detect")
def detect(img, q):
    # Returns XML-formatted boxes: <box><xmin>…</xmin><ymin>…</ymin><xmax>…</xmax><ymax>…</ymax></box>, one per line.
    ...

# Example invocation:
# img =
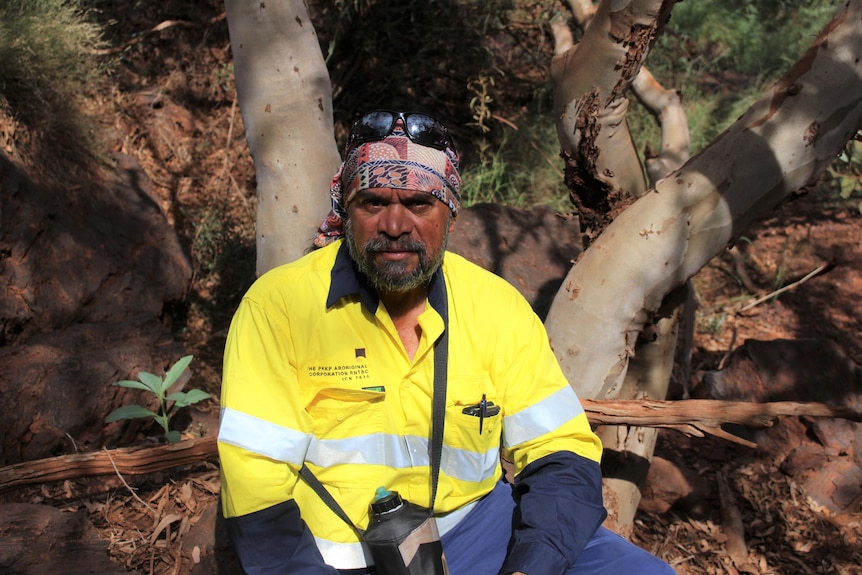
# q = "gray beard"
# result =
<box><xmin>344</xmin><ymin>219</ymin><xmax>449</xmax><ymax>294</ymax></box>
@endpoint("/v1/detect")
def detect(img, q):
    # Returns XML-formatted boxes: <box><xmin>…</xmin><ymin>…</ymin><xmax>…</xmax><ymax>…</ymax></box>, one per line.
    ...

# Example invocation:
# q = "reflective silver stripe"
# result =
<box><xmin>444</xmin><ymin>442</ymin><xmax>499</xmax><ymax>484</ymax></box>
<box><xmin>315</xmin><ymin>537</ymin><xmax>368</xmax><ymax>570</ymax></box>
<box><xmin>435</xmin><ymin>498</ymin><xmax>478</xmax><ymax>535</ymax></box>
<box><xmin>314</xmin><ymin>499</ymin><xmax>479</xmax><ymax>570</ymax></box>
<box><xmin>502</xmin><ymin>386</ymin><xmax>584</xmax><ymax>449</ymax></box>
<box><xmin>308</xmin><ymin>434</ymin><xmax>499</xmax><ymax>484</ymax></box>
<box><xmin>220</xmin><ymin>412</ymin><xmax>499</xmax><ymax>484</ymax></box>
<box><xmin>218</xmin><ymin>407</ymin><xmax>311</xmax><ymax>465</ymax></box>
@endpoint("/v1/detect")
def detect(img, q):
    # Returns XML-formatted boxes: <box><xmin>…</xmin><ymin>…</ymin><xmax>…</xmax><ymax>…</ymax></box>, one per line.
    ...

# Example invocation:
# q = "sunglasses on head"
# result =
<box><xmin>347</xmin><ymin>110</ymin><xmax>456</xmax><ymax>153</ymax></box>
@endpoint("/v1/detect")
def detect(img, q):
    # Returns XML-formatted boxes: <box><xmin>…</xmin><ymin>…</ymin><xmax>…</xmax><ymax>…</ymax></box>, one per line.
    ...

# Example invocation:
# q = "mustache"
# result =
<box><xmin>364</xmin><ymin>236</ymin><xmax>426</xmax><ymax>254</ymax></box>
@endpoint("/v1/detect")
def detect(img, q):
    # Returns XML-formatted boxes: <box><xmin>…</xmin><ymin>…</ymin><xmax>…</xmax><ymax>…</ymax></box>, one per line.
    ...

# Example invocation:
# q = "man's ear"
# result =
<box><xmin>448</xmin><ymin>213</ymin><xmax>457</xmax><ymax>233</ymax></box>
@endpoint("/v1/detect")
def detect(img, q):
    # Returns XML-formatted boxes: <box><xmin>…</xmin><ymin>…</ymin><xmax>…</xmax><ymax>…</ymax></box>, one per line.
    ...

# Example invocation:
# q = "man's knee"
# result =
<box><xmin>571</xmin><ymin>527</ymin><xmax>676</xmax><ymax>575</ymax></box>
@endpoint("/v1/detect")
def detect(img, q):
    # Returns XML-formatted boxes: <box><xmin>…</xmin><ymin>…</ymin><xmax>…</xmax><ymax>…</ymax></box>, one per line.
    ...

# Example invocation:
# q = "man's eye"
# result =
<box><xmin>407</xmin><ymin>201</ymin><xmax>432</xmax><ymax>212</ymax></box>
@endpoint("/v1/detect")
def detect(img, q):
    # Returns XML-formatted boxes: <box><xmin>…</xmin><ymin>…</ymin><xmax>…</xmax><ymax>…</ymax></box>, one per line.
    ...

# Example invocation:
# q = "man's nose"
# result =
<box><xmin>378</xmin><ymin>204</ymin><xmax>412</xmax><ymax>238</ymax></box>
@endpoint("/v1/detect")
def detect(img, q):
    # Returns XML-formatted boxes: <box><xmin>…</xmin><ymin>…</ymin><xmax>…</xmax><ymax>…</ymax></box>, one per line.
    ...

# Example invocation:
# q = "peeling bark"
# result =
<box><xmin>553</xmin><ymin>0</ymin><xmax>678</xmax><ymax>212</ymax></box>
<box><xmin>548</xmin><ymin>0</ymin><xmax>862</xmax><ymax>409</ymax></box>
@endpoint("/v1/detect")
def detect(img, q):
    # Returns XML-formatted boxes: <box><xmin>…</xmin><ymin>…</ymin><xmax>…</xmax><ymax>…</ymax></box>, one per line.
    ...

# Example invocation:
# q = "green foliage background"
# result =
<box><xmin>0</xmin><ymin>0</ymin><xmax>106</xmax><ymax>175</ymax></box>
<box><xmin>311</xmin><ymin>0</ymin><xmax>845</xmax><ymax>211</ymax></box>
<box><xmin>0</xmin><ymin>0</ymin><xmax>853</xmax><ymax>207</ymax></box>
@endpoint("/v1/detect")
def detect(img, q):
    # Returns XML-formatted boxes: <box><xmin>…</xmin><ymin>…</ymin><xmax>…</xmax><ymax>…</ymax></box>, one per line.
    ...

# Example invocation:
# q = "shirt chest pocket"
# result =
<box><xmin>306</xmin><ymin>387</ymin><xmax>385</xmax><ymax>437</ymax></box>
<box><xmin>446</xmin><ymin>375</ymin><xmax>502</xmax><ymax>452</ymax></box>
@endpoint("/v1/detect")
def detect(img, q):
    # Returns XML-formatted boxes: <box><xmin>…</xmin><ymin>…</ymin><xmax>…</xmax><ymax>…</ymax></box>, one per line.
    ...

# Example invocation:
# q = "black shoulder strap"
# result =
<box><xmin>300</xmin><ymin>282</ymin><xmax>449</xmax><ymax>528</ymax></box>
<box><xmin>428</xmin><ymin>296</ymin><xmax>448</xmax><ymax>512</ymax></box>
<box><xmin>298</xmin><ymin>463</ymin><xmax>364</xmax><ymax>536</ymax></box>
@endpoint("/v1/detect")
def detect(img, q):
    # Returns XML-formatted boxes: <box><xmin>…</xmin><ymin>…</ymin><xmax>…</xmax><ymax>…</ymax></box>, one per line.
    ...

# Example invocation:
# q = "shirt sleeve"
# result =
<box><xmin>492</xmin><ymin>289</ymin><xmax>606</xmax><ymax>574</ymax></box>
<box><xmin>500</xmin><ymin>451</ymin><xmax>607</xmax><ymax>575</ymax></box>
<box><xmin>225</xmin><ymin>500</ymin><xmax>340</xmax><ymax>575</ymax></box>
<box><xmin>218</xmin><ymin>295</ymin><xmax>324</xmax><ymax>573</ymax></box>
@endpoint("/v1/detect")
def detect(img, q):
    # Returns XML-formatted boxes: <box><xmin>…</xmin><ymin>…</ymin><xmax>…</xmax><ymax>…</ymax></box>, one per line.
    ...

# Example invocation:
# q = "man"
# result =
<box><xmin>218</xmin><ymin>110</ymin><xmax>675</xmax><ymax>575</ymax></box>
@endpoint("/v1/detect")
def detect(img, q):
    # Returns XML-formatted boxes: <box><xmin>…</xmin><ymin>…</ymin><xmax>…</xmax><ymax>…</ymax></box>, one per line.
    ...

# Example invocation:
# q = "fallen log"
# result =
<box><xmin>0</xmin><ymin>436</ymin><xmax>218</xmax><ymax>494</ymax></box>
<box><xmin>581</xmin><ymin>398</ymin><xmax>862</xmax><ymax>447</ymax></box>
<box><xmin>1</xmin><ymin>400</ymin><xmax>859</xmax><ymax>493</ymax></box>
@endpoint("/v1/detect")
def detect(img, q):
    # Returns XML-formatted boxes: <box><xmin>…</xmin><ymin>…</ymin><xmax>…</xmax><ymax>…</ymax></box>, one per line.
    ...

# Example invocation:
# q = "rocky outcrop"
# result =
<box><xmin>0</xmin><ymin>152</ymin><xmax>192</xmax><ymax>464</ymax></box>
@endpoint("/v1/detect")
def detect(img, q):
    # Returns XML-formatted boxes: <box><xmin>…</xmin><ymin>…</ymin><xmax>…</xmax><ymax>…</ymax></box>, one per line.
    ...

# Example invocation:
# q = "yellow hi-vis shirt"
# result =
<box><xmin>218</xmin><ymin>240</ymin><xmax>602</xmax><ymax>570</ymax></box>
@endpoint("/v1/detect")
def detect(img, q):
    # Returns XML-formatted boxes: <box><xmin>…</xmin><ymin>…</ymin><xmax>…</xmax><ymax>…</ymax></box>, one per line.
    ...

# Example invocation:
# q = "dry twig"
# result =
<box><xmin>738</xmin><ymin>263</ymin><xmax>829</xmax><ymax>312</ymax></box>
<box><xmin>105</xmin><ymin>447</ymin><xmax>156</xmax><ymax>516</ymax></box>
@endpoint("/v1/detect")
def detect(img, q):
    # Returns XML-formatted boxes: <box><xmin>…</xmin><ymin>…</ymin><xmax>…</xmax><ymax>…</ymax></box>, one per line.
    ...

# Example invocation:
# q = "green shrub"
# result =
<box><xmin>628</xmin><ymin>1</ymin><xmax>838</xmax><ymax>163</ymax></box>
<box><xmin>823</xmin><ymin>137</ymin><xmax>862</xmax><ymax>213</ymax></box>
<box><xmin>0</xmin><ymin>0</ymin><xmax>106</xmax><ymax>170</ymax></box>
<box><xmin>660</xmin><ymin>0</ymin><xmax>837</xmax><ymax>77</ymax></box>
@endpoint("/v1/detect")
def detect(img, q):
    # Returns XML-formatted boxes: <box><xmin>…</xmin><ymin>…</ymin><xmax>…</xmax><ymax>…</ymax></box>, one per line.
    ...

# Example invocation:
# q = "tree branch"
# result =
<box><xmin>0</xmin><ymin>436</ymin><xmax>217</xmax><ymax>494</ymax></box>
<box><xmin>1</xmin><ymin>400</ymin><xmax>859</xmax><ymax>493</ymax></box>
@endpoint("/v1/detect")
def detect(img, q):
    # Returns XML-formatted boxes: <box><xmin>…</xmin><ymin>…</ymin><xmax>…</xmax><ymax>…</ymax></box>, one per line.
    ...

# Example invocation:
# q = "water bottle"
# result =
<box><xmin>363</xmin><ymin>487</ymin><xmax>449</xmax><ymax>575</ymax></box>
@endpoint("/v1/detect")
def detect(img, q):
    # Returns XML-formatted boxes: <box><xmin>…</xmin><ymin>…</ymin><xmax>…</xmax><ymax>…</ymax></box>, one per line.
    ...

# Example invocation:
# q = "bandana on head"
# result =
<box><xmin>314</xmin><ymin>126</ymin><xmax>461</xmax><ymax>248</ymax></box>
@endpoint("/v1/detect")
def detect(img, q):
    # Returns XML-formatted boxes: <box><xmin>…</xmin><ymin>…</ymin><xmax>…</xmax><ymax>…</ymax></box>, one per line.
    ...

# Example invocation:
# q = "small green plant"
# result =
<box><xmin>824</xmin><ymin>136</ymin><xmax>862</xmax><ymax>214</ymax></box>
<box><xmin>106</xmin><ymin>355</ymin><xmax>210</xmax><ymax>443</ymax></box>
<box><xmin>697</xmin><ymin>312</ymin><xmax>727</xmax><ymax>336</ymax></box>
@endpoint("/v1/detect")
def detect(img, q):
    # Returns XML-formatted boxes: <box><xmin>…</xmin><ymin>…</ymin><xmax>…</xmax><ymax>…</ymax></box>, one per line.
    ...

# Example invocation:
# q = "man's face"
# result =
<box><xmin>345</xmin><ymin>187</ymin><xmax>455</xmax><ymax>294</ymax></box>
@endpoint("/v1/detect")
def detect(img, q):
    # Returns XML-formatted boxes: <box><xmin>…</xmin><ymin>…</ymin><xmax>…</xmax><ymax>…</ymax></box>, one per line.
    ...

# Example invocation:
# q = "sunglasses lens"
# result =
<box><xmin>350</xmin><ymin>111</ymin><xmax>395</xmax><ymax>144</ymax></box>
<box><xmin>348</xmin><ymin>111</ymin><xmax>454</xmax><ymax>152</ymax></box>
<box><xmin>405</xmin><ymin>114</ymin><xmax>450</xmax><ymax>150</ymax></box>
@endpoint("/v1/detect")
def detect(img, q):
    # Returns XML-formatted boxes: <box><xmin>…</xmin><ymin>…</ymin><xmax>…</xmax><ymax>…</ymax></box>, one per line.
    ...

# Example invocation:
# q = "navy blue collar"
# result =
<box><xmin>326</xmin><ymin>241</ymin><xmax>448</xmax><ymax>322</ymax></box>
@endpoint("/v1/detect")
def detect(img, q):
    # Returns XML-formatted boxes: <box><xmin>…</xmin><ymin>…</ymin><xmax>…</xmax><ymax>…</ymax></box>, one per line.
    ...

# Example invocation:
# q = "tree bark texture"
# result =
<box><xmin>552</xmin><ymin>0</ymin><xmax>678</xmax><ymax>214</ymax></box>
<box><xmin>0</xmin><ymin>438</ymin><xmax>217</xmax><ymax>493</ymax></box>
<box><xmin>547</xmin><ymin>0</ymin><xmax>862</xmax><ymax>403</ymax></box>
<box><xmin>597</xmin><ymin>305</ymin><xmax>681</xmax><ymax>536</ymax></box>
<box><xmin>224</xmin><ymin>0</ymin><xmax>341</xmax><ymax>273</ymax></box>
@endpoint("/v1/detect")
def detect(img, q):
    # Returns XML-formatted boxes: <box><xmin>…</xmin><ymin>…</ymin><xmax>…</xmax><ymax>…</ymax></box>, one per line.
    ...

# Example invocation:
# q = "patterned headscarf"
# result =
<box><xmin>314</xmin><ymin>125</ymin><xmax>461</xmax><ymax>248</ymax></box>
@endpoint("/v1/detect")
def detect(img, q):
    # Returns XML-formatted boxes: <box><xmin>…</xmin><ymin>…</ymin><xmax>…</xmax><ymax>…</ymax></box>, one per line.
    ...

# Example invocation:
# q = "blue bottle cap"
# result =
<box><xmin>371</xmin><ymin>488</ymin><xmax>402</xmax><ymax>514</ymax></box>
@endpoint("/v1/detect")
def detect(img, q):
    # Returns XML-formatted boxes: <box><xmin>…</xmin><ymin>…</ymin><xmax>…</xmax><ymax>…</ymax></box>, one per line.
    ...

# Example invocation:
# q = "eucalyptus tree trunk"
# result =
<box><xmin>546</xmin><ymin>0</ymin><xmax>862</xmax><ymax>534</ymax></box>
<box><xmin>550</xmin><ymin>0</ymin><xmax>683</xmax><ymax>535</ymax></box>
<box><xmin>224</xmin><ymin>0</ymin><xmax>341</xmax><ymax>274</ymax></box>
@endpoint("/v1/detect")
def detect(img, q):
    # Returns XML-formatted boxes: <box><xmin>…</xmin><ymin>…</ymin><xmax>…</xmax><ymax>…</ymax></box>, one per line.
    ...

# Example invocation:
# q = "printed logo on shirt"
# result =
<box><xmin>355</xmin><ymin>348</ymin><xmax>366</xmax><ymax>358</ymax></box>
<box><xmin>306</xmin><ymin>361</ymin><xmax>371</xmax><ymax>383</ymax></box>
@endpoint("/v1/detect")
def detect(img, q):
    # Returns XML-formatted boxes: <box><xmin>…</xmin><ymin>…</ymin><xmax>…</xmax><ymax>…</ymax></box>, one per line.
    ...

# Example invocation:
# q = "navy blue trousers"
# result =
<box><xmin>439</xmin><ymin>478</ymin><xmax>676</xmax><ymax>575</ymax></box>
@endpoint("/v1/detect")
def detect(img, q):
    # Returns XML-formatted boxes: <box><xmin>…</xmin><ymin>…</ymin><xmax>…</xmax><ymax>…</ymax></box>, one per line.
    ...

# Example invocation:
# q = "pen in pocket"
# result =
<box><xmin>461</xmin><ymin>395</ymin><xmax>500</xmax><ymax>435</ymax></box>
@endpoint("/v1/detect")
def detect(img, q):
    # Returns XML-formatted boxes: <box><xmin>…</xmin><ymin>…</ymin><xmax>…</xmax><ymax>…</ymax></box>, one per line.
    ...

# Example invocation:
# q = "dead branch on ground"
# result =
<box><xmin>1</xmin><ymin>399</ymin><xmax>859</xmax><ymax>493</ymax></box>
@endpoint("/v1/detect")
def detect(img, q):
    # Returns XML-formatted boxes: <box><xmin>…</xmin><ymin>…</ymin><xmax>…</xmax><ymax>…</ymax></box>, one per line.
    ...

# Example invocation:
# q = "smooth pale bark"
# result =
<box><xmin>603</xmin><ymin>43</ymin><xmax>693</xmax><ymax>534</ymax></box>
<box><xmin>547</xmin><ymin>1</ymin><xmax>862</xmax><ymax>402</ymax></box>
<box><xmin>224</xmin><ymin>0</ymin><xmax>341</xmax><ymax>274</ymax></box>
<box><xmin>565</xmin><ymin>0</ymin><xmax>597</xmax><ymax>25</ymax></box>
<box><xmin>597</xmin><ymin>307</ymin><xmax>680</xmax><ymax>536</ymax></box>
<box><xmin>632</xmin><ymin>67</ymin><xmax>691</xmax><ymax>186</ymax></box>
